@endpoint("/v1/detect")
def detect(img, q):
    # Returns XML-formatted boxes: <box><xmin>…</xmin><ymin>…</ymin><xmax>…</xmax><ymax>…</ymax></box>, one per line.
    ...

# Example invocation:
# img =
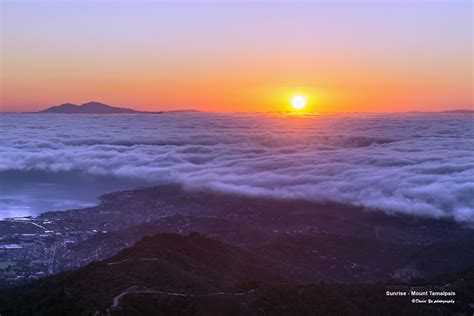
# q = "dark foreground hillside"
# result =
<box><xmin>1</xmin><ymin>233</ymin><xmax>473</xmax><ymax>316</ymax></box>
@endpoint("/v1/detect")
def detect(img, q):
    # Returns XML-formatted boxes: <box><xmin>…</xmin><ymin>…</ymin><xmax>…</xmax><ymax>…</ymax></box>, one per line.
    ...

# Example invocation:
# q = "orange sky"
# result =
<box><xmin>1</xmin><ymin>1</ymin><xmax>472</xmax><ymax>113</ymax></box>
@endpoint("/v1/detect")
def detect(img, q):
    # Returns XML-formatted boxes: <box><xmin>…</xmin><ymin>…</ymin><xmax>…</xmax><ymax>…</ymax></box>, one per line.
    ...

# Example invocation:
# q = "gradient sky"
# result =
<box><xmin>1</xmin><ymin>0</ymin><xmax>472</xmax><ymax>112</ymax></box>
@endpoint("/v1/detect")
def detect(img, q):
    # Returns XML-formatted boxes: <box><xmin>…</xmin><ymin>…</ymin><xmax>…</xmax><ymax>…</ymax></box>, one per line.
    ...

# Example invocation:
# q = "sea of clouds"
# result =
<box><xmin>1</xmin><ymin>112</ymin><xmax>473</xmax><ymax>222</ymax></box>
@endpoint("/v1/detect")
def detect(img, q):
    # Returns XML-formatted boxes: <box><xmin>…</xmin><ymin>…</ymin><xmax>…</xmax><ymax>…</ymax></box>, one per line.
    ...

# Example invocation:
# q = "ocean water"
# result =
<box><xmin>1</xmin><ymin>112</ymin><xmax>473</xmax><ymax>221</ymax></box>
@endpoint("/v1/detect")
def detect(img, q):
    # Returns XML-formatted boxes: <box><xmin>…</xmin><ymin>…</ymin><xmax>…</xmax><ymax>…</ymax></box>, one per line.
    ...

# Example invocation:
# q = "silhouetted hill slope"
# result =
<box><xmin>37</xmin><ymin>101</ymin><xmax>163</xmax><ymax>114</ymax></box>
<box><xmin>254</xmin><ymin>234</ymin><xmax>474</xmax><ymax>283</ymax></box>
<box><xmin>117</xmin><ymin>271</ymin><xmax>474</xmax><ymax>316</ymax></box>
<box><xmin>0</xmin><ymin>233</ymin><xmax>283</xmax><ymax>315</ymax></box>
<box><xmin>66</xmin><ymin>214</ymin><xmax>474</xmax><ymax>284</ymax></box>
<box><xmin>88</xmin><ymin>265</ymin><xmax>474</xmax><ymax>316</ymax></box>
<box><xmin>1</xmin><ymin>234</ymin><xmax>472</xmax><ymax>315</ymax></box>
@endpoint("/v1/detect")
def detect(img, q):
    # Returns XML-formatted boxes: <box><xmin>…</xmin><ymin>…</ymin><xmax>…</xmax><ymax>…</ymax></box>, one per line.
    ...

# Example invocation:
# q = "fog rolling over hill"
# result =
<box><xmin>1</xmin><ymin>112</ymin><xmax>473</xmax><ymax>221</ymax></box>
<box><xmin>37</xmin><ymin>101</ymin><xmax>164</xmax><ymax>114</ymax></box>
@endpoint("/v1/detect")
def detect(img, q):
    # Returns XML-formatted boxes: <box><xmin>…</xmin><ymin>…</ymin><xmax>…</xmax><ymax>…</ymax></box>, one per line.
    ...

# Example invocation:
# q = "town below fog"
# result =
<box><xmin>1</xmin><ymin>185</ymin><xmax>473</xmax><ymax>288</ymax></box>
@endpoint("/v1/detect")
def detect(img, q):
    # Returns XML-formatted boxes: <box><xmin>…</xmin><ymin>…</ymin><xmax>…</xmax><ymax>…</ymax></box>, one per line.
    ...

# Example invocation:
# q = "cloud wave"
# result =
<box><xmin>1</xmin><ymin>112</ymin><xmax>473</xmax><ymax>222</ymax></box>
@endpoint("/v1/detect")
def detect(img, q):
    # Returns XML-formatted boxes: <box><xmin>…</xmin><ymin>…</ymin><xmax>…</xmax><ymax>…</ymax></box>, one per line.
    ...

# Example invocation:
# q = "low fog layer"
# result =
<box><xmin>1</xmin><ymin>112</ymin><xmax>473</xmax><ymax>222</ymax></box>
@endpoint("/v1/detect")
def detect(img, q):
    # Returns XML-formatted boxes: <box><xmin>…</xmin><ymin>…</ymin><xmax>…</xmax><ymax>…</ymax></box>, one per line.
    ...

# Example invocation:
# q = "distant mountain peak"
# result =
<box><xmin>37</xmin><ymin>101</ymin><xmax>164</xmax><ymax>114</ymax></box>
<box><xmin>81</xmin><ymin>101</ymin><xmax>111</xmax><ymax>107</ymax></box>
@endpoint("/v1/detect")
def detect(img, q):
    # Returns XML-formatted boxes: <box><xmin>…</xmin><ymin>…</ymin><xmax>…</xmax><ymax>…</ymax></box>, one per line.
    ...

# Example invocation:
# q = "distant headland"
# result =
<box><xmin>37</xmin><ymin>101</ymin><xmax>164</xmax><ymax>114</ymax></box>
<box><xmin>439</xmin><ymin>109</ymin><xmax>474</xmax><ymax>114</ymax></box>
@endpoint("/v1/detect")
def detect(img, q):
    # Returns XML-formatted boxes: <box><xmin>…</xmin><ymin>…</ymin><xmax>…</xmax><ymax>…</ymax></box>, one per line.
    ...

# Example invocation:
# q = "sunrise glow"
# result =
<box><xmin>0</xmin><ymin>1</ymin><xmax>472</xmax><ymax>313</ymax></box>
<box><xmin>291</xmin><ymin>95</ymin><xmax>307</xmax><ymax>110</ymax></box>
<box><xmin>0</xmin><ymin>1</ymin><xmax>471</xmax><ymax>113</ymax></box>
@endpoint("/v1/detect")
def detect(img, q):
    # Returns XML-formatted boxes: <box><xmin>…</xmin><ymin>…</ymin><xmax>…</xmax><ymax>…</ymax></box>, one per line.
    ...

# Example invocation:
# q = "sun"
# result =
<box><xmin>291</xmin><ymin>95</ymin><xmax>307</xmax><ymax>110</ymax></box>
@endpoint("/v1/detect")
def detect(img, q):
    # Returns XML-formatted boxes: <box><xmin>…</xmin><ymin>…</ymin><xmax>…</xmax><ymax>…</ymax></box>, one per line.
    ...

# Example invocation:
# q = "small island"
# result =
<box><xmin>37</xmin><ymin>101</ymin><xmax>164</xmax><ymax>114</ymax></box>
